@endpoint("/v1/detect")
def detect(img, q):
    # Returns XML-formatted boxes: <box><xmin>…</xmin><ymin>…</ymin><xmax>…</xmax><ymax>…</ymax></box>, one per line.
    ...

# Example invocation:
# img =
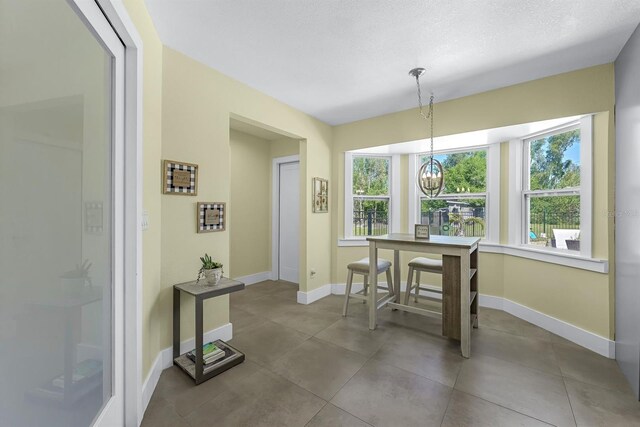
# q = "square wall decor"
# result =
<box><xmin>312</xmin><ymin>177</ymin><xmax>328</xmax><ymax>213</ymax></box>
<box><xmin>163</xmin><ymin>160</ymin><xmax>198</xmax><ymax>195</ymax></box>
<box><xmin>197</xmin><ymin>202</ymin><xmax>226</xmax><ymax>233</ymax></box>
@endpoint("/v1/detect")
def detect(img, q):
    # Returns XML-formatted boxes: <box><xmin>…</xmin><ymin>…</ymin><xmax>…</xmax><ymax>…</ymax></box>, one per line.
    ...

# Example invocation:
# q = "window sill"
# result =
<box><xmin>479</xmin><ymin>242</ymin><xmax>608</xmax><ymax>273</ymax></box>
<box><xmin>338</xmin><ymin>238</ymin><xmax>369</xmax><ymax>247</ymax></box>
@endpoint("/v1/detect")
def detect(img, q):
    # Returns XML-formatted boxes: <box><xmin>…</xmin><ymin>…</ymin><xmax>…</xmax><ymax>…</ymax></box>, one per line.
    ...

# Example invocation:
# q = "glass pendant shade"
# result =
<box><xmin>418</xmin><ymin>156</ymin><xmax>444</xmax><ymax>198</ymax></box>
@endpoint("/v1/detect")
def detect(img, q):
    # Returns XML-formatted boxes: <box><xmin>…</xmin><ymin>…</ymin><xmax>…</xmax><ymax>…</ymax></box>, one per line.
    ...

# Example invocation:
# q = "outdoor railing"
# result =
<box><xmin>353</xmin><ymin>210</ymin><xmax>389</xmax><ymax>236</ymax></box>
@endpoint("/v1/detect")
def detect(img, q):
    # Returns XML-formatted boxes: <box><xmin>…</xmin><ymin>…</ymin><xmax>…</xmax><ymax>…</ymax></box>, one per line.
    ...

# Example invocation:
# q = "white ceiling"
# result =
<box><xmin>146</xmin><ymin>0</ymin><xmax>640</xmax><ymax>125</ymax></box>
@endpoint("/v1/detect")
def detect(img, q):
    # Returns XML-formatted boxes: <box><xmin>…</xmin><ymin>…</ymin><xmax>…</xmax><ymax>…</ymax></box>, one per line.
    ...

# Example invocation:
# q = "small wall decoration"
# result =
<box><xmin>197</xmin><ymin>202</ymin><xmax>226</xmax><ymax>233</ymax></box>
<box><xmin>85</xmin><ymin>202</ymin><xmax>103</xmax><ymax>234</ymax></box>
<box><xmin>312</xmin><ymin>177</ymin><xmax>328</xmax><ymax>213</ymax></box>
<box><xmin>163</xmin><ymin>160</ymin><xmax>198</xmax><ymax>195</ymax></box>
<box><xmin>415</xmin><ymin>224</ymin><xmax>430</xmax><ymax>240</ymax></box>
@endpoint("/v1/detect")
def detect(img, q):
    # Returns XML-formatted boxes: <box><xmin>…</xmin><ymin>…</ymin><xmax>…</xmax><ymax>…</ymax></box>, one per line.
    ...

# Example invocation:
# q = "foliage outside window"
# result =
<box><xmin>525</xmin><ymin>127</ymin><xmax>581</xmax><ymax>250</ymax></box>
<box><xmin>352</xmin><ymin>156</ymin><xmax>390</xmax><ymax>236</ymax></box>
<box><xmin>419</xmin><ymin>150</ymin><xmax>487</xmax><ymax>238</ymax></box>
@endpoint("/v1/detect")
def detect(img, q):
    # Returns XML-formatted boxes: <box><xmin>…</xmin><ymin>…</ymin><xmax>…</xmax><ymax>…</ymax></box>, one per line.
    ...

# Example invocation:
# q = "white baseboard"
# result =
<box><xmin>141</xmin><ymin>322</ymin><xmax>233</xmax><ymax>416</ymax></box>
<box><xmin>297</xmin><ymin>284</ymin><xmax>332</xmax><ymax>304</ymax></box>
<box><xmin>233</xmin><ymin>271</ymin><xmax>272</xmax><ymax>286</ymax></box>
<box><xmin>328</xmin><ymin>281</ymin><xmax>614</xmax><ymax>359</ymax></box>
<box><xmin>500</xmin><ymin>299</ymin><xmax>614</xmax><ymax>358</ymax></box>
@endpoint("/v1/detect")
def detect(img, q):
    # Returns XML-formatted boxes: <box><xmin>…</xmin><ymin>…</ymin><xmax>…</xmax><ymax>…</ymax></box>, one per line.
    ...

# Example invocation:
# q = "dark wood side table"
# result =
<box><xmin>173</xmin><ymin>277</ymin><xmax>245</xmax><ymax>385</ymax></box>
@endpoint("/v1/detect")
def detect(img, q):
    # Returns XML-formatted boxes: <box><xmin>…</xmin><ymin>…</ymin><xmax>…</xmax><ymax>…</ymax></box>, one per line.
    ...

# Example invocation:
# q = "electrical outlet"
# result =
<box><xmin>142</xmin><ymin>210</ymin><xmax>149</xmax><ymax>231</ymax></box>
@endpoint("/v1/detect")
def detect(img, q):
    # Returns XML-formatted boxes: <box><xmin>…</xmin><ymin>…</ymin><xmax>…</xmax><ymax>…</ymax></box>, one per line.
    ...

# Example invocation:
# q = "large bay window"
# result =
<box><xmin>509</xmin><ymin>116</ymin><xmax>592</xmax><ymax>258</ymax></box>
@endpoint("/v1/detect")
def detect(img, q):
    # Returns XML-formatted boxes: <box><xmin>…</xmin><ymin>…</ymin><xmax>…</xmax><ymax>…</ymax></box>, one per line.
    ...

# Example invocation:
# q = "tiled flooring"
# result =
<box><xmin>143</xmin><ymin>280</ymin><xmax>640</xmax><ymax>426</ymax></box>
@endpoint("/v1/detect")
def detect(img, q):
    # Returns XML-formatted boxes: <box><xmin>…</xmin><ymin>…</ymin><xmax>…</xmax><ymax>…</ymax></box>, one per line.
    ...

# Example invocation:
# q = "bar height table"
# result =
<box><xmin>366</xmin><ymin>233</ymin><xmax>480</xmax><ymax>358</ymax></box>
<box><xmin>173</xmin><ymin>277</ymin><xmax>245</xmax><ymax>384</ymax></box>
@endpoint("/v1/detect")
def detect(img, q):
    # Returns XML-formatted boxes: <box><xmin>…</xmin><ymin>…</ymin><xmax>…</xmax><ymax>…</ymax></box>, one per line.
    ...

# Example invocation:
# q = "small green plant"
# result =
<box><xmin>196</xmin><ymin>253</ymin><xmax>223</xmax><ymax>284</ymax></box>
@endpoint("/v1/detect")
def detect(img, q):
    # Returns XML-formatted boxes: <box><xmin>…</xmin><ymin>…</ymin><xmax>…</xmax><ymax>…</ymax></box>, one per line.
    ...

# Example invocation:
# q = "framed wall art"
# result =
<box><xmin>197</xmin><ymin>202</ymin><xmax>226</xmax><ymax>233</ymax></box>
<box><xmin>312</xmin><ymin>177</ymin><xmax>328</xmax><ymax>213</ymax></box>
<box><xmin>163</xmin><ymin>159</ymin><xmax>198</xmax><ymax>195</ymax></box>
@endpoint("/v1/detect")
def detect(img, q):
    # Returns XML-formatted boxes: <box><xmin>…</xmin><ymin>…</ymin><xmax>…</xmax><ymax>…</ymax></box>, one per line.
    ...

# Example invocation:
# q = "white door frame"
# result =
<box><xmin>272</xmin><ymin>155</ymin><xmax>300</xmax><ymax>281</ymax></box>
<box><xmin>70</xmin><ymin>1</ymin><xmax>143</xmax><ymax>425</ymax></box>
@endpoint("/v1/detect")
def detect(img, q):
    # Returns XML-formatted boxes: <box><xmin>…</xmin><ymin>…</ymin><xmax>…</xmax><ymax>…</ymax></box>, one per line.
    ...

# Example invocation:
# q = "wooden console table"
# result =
<box><xmin>366</xmin><ymin>234</ymin><xmax>480</xmax><ymax>358</ymax></box>
<box><xmin>173</xmin><ymin>278</ymin><xmax>245</xmax><ymax>384</ymax></box>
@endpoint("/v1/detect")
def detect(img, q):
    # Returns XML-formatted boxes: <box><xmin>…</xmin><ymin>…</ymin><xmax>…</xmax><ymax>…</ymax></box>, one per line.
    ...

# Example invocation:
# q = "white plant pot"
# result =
<box><xmin>203</xmin><ymin>268</ymin><xmax>223</xmax><ymax>285</ymax></box>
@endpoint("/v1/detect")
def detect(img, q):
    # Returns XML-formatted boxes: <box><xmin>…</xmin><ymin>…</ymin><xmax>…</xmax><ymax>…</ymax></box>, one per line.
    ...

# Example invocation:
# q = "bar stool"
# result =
<box><xmin>343</xmin><ymin>257</ymin><xmax>393</xmax><ymax>316</ymax></box>
<box><xmin>405</xmin><ymin>257</ymin><xmax>443</xmax><ymax>304</ymax></box>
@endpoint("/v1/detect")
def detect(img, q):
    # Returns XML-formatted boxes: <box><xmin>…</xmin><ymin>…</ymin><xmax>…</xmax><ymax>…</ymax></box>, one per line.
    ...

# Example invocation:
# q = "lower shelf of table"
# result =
<box><xmin>174</xmin><ymin>340</ymin><xmax>245</xmax><ymax>385</ymax></box>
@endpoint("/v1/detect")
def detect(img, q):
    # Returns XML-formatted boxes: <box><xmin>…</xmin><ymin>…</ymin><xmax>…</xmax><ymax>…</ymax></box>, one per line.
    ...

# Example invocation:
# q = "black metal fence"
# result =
<box><xmin>353</xmin><ymin>210</ymin><xmax>389</xmax><ymax>236</ymax></box>
<box><xmin>529</xmin><ymin>210</ymin><xmax>579</xmax><ymax>241</ymax></box>
<box><xmin>421</xmin><ymin>208</ymin><xmax>486</xmax><ymax>237</ymax></box>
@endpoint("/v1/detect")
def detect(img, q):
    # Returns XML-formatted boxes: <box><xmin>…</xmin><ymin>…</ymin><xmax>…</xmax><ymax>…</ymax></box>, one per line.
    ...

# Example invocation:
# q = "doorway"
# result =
<box><xmin>272</xmin><ymin>156</ymin><xmax>300</xmax><ymax>284</ymax></box>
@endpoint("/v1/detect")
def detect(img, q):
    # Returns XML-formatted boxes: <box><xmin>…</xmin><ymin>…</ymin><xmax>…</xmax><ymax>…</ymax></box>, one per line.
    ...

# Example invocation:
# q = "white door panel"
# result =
<box><xmin>279</xmin><ymin>162</ymin><xmax>300</xmax><ymax>283</ymax></box>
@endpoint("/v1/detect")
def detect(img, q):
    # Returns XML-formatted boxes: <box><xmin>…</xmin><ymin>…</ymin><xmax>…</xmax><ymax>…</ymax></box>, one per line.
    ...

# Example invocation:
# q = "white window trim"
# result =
<box><xmin>508</xmin><ymin>115</ymin><xmax>593</xmax><ymax>258</ymax></box>
<box><xmin>408</xmin><ymin>146</ymin><xmax>500</xmax><ymax>243</ymax></box>
<box><xmin>343</xmin><ymin>152</ymin><xmax>398</xmax><ymax>241</ymax></box>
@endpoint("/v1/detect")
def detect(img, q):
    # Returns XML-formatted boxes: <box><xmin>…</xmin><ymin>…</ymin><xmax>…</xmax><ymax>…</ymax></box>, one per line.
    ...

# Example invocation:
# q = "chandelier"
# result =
<box><xmin>409</xmin><ymin>67</ymin><xmax>443</xmax><ymax>198</ymax></box>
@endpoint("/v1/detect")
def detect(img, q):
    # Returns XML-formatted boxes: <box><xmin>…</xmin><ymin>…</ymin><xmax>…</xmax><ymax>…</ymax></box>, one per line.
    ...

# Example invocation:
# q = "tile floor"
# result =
<box><xmin>143</xmin><ymin>280</ymin><xmax>640</xmax><ymax>427</ymax></box>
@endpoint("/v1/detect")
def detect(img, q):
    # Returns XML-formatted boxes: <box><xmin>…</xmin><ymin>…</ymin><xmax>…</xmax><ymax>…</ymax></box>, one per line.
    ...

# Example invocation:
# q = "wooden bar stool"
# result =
<box><xmin>404</xmin><ymin>257</ymin><xmax>443</xmax><ymax>304</ymax></box>
<box><xmin>343</xmin><ymin>257</ymin><xmax>393</xmax><ymax>316</ymax></box>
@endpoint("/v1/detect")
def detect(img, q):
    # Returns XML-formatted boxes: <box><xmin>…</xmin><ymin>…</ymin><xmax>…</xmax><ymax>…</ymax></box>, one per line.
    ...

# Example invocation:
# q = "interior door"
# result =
<box><xmin>0</xmin><ymin>0</ymin><xmax>125</xmax><ymax>425</ymax></box>
<box><xmin>279</xmin><ymin>162</ymin><xmax>300</xmax><ymax>283</ymax></box>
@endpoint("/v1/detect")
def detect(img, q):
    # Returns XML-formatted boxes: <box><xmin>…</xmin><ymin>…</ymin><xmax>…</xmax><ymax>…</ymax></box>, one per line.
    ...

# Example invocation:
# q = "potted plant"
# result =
<box><xmin>197</xmin><ymin>253</ymin><xmax>223</xmax><ymax>285</ymax></box>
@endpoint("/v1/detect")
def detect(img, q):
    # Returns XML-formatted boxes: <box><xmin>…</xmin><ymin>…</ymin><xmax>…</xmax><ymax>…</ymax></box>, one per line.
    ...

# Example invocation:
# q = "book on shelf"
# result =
<box><xmin>187</xmin><ymin>342</ymin><xmax>226</xmax><ymax>365</ymax></box>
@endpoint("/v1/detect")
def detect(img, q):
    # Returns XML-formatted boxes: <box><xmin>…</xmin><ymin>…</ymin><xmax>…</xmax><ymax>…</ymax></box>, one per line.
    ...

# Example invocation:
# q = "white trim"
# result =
<box><xmin>408</xmin><ymin>153</ymin><xmax>418</xmax><ymax>228</ymax></box>
<box><xmin>297</xmin><ymin>284</ymin><xmax>332</xmax><ymax>304</ymax></box>
<box><xmin>391</xmin><ymin>155</ymin><xmax>401</xmax><ymax>232</ymax></box>
<box><xmin>486</xmin><ymin>144</ymin><xmax>501</xmax><ymax>243</ymax></box>
<box><xmin>508</xmin><ymin>138</ymin><xmax>524</xmax><ymax>245</ymax></box>
<box><xmin>502</xmin><ymin>298</ymin><xmax>614</xmax><ymax>358</ymax></box>
<box><xmin>579</xmin><ymin>115</ymin><xmax>593</xmax><ymax>258</ymax></box>
<box><xmin>141</xmin><ymin>323</ymin><xmax>233</xmax><ymax>417</ymax></box>
<box><xmin>480</xmin><ymin>242</ymin><xmax>608</xmax><ymax>273</ymax></box>
<box><xmin>344</xmin><ymin>152</ymin><xmax>354</xmax><ymax>238</ymax></box>
<box><xmin>327</xmin><ymin>284</ymin><xmax>614</xmax><ymax>358</ymax></box>
<box><xmin>93</xmin><ymin>1</ymin><xmax>144</xmax><ymax>425</ymax></box>
<box><xmin>272</xmin><ymin>155</ymin><xmax>300</xmax><ymax>281</ymax></box>
<box><xmin>337</xmin><ymin>238</ymin><xmax>369</xmax><ymax>247</ymax></box>
<box><xmin>233</xmin><ymin>271</ymin><xmax>272</xmax><ymax>286</ymax></box>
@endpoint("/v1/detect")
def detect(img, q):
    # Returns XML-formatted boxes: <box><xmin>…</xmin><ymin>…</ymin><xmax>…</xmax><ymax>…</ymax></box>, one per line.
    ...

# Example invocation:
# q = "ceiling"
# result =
<box><xmin>146</xmin><ymin>0</ymin><xmax>640</xmax><ymax>126</ymax></box>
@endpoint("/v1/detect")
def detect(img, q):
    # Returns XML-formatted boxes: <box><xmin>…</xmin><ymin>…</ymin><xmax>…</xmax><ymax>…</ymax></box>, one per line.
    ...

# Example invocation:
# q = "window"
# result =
<box><xmin>524</xmin><ymin>125</ymin><xmax>581</xmax><ymax>250</ymax></box>
<box><xmin>351</xmin><ymin>156</ymin><xmax>391</xmax><ymax>236</ymax></box>
<box><xmin>417</xmin><ymin>149</ymin><xmax>488</xmax><ymax>238</ymax></box>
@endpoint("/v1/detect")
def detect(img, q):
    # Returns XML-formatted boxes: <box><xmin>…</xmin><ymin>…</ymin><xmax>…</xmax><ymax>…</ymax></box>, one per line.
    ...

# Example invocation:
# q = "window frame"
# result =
<box><xmin>509</xmin><ymin>116</ymin><xmax>593</xmax><ymax>257</ymax></box>
<box><xmin>344</xmin><ymin>152</ymin><xmax>400</xmax><ymax>239</ymax></box>
<box><xmin>409</xmin><ymin>144</ymin><xmax>500</xmax><ymax>242</ymax></box>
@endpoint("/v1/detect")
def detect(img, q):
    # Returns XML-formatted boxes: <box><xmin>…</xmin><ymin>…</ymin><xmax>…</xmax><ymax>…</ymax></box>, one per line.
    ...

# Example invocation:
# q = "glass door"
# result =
<box><xmin>0</xmin><ymin>0</ymin><xmax>125</xmax><ymax>425</ymax></box>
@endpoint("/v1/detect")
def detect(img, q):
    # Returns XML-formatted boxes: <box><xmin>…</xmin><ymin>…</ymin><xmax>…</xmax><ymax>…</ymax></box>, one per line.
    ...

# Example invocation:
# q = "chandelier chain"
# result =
<box><xmin>414</xmin><ymin>75</ymin><xmax>435</xmax><ymax>156</ymax></box>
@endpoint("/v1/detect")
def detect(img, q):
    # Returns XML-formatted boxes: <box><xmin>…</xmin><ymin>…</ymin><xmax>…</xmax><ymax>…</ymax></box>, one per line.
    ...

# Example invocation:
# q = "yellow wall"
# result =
<box><xmin>229</xmin><ymin>130</ymin><xmax>273</xmax><ymax>278</ymax></box>
<box><xmin>332</xmin><ymin>64</ymin><xmax>615</xmax><ymax>339</ymax></box>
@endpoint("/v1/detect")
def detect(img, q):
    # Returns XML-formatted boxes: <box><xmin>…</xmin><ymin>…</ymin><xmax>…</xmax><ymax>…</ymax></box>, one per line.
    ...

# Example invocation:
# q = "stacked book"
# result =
<box><xmin>186</xmin><ymin>341</ymin><xmax>226</xmax><ymax>366</ymax></box>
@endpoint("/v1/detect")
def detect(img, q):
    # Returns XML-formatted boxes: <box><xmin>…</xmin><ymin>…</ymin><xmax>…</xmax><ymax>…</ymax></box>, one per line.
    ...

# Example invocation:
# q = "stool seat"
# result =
<box><xmin>408</xmin><ymin>257</ymin><xmax>443</xmax><ymax>273</ymax></box>
<box><xmin>348</xmin><ymin>257</ymin><xmax>392</xmax><ymax>274</ymax></box>
<box><xmin>343</xmin><ymin>257</ymin><xmax>393</xmax><ymax>317</ymax></box>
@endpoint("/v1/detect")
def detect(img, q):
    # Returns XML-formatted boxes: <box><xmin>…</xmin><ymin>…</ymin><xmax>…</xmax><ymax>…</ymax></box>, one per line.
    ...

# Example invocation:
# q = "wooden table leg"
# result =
<box><xmin>369</xmin><ymin>241</ymin><xmax>377</xmax><ymax>330</ymax></box>
<box><xmin>393</xmin><ymin>250</ymin><xmax>401</xmax><ymax>303</ymax></box>
<box><xmin>460</xmin><ymin>250</ymin><xmax>471</xmax><ymax>358</ymax></box>
<box><xmin>442</xmin><ymin>255</ymin><xmax>461</xmax><ymax>341</ymax></box>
